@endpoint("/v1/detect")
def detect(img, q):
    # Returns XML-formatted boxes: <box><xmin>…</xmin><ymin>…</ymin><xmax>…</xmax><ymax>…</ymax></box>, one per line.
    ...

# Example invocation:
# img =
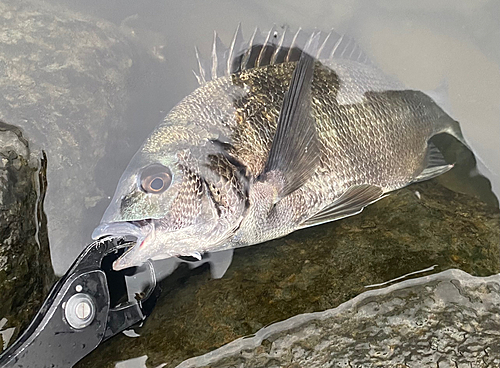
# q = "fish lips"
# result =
<box><xmin>91</xmin><ymin>220</ymin><xmax>146</xmax><ymax>240</ymax></box>
<box><xmin>92</xmin><ymin>220</ymin><xmax>153</xmax><ymax>270</ymax></box>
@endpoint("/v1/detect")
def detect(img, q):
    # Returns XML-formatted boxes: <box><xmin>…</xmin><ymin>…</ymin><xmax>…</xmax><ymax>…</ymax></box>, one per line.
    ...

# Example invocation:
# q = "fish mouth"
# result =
<box><xmin>92</xmin><ymin>219</ymin><xmax>155</xmax><ymax>270</ymax></box>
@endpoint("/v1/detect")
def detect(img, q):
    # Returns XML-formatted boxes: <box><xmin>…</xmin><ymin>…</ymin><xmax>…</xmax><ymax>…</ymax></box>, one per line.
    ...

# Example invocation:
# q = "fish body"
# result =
<box><xmin>93</xmin><ymin>28</ymin><xmax>462</xmax><ymax>270</ymax></box>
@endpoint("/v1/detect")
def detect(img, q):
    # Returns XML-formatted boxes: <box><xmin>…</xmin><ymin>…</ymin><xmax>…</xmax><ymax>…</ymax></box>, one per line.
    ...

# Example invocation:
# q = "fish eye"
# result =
<box><xmin>140</xmin><ymin>164</ymin><xmax>172</xmax><ymax>194</ymax></box>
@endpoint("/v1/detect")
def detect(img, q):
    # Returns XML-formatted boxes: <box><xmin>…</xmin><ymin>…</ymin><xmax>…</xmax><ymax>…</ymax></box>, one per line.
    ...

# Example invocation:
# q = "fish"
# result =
<box><xmin>92</xmin><ymin>26</ymin><xmax>465</xmax><ymax>272</ymax></box>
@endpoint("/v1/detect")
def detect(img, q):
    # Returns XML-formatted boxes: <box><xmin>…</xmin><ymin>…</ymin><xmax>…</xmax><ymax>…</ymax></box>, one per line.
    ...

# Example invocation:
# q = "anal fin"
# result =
<box><xmin>206</xmin><ymin>249</ymin><xmax>234</xmax><ymax>279</ymax></box>
<box><xmin>413</xmin><ymin>142</ymin><xmax>453</xmax><ymax>183</ymax></box>
<box><xmin>300</xmin><ymin>184</ymin><xmax>384</xmax><ymax>228</ymax></box>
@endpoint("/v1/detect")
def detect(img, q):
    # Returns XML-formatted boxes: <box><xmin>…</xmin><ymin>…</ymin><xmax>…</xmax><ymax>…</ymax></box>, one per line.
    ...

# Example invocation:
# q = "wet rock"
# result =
<box><xmin>0</xmin><ymin>0</ymin><xmax>165</xmax><ymax>275</ymax></box>
<box><xmin>0</xmin><ymin>121</ymin><xmax>55</xmax><ymax>351</ymax></box>
<box><xmin>178</xmin><ymin>269</ymin><xmax>500</xmax><ymax>368</ymax></box>
<box><xmin>77</xmin><ymin>177</ymin><xmax>499</xmax><ymax>368</ymax></box>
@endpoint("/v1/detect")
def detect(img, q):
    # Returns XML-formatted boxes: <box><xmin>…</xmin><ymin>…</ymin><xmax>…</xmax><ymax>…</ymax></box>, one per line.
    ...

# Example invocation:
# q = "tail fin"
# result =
<box><xmin>436</xmin><ymin>114</ymin><xmax>495</xmax><ymax>179</ymax></box>
<box><xmin>425</xmin><ymin>80</ymin><xmax>468</xmax><ymax>147</ymax></box>
<box><xmin>437</xmin><ymin>115</ymin><xmax>468</xmax><ymax>147</ymax></box>
<box><xmin>427</xmin><ymin>81</ymin><xmax>497</xmax><ymax>196</ymax></box>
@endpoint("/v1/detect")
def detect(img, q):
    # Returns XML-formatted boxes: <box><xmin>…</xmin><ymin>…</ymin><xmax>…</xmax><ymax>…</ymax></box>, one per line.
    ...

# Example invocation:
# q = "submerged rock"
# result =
<box><xmin>0</xmin><ymin>121</ymin><xmax>55</xmax><ymax>351</ymax></box>
<box><xmin>0</xmin><ymin>0</ymin><xmax>166</xmax><ymax>275</ymax></box>
<box><xmin>178</xmin><ymin>269</ymin><xmax>500</xmax><ymax>368</ymax></box>
<box><xmin>77</xmin><ymin>174</ymin><xmax>499</xmax><ymax>368</ymax></box>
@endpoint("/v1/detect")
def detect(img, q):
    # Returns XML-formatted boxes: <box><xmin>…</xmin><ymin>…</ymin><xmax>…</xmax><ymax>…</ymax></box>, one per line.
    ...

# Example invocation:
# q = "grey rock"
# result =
<box><xmin>177</xmin><ymin>269</ymin><xmax>500</xmax><ymax>368</ymax></box>
<box><xmin>0</xmin><ymin>121</ymin><xmax>55</xmax><ymax>351</ymax></box>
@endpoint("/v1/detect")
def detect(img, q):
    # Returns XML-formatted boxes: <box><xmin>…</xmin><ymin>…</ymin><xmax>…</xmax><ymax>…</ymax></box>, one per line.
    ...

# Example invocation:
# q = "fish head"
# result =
<box><xmin>93</xmin><ymin>137</ymin><xmax>248</xmax><ymax>271</ymax></box>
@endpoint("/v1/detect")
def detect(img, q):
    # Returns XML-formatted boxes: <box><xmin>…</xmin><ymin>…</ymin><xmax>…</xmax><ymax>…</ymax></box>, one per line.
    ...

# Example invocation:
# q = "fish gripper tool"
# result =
<box><xmin>0</xmin><ymin>237</ymin><xmax>160</xmax><ymax>368</ymax></box>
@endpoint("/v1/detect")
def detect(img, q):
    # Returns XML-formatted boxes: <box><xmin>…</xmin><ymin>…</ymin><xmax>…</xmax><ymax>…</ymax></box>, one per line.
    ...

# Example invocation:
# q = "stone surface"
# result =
<box><xmin>77</xmin><ymin>175</ymin><xmax>500</xmax><ymax>368</ymax></box>
<box><xmin>177</xmin><ymin>269</ymin><xmax>500</xmax><ymax>368</ymax></box>
<box><xmin>0</xmin><ymin>121</ymin><xmax>55</xmax><ymax>351</ymax></box>
<box><xmin>0</xmin><ymin>0</ymin><xmax>164</xmax><ymax>275</ymax></box>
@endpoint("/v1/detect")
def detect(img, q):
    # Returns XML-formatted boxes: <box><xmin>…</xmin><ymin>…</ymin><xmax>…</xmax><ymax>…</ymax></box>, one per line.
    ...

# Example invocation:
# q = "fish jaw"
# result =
<box><xmin>92</xmin><ymin>219</ymin><xmax>206</xmax><ymax>270</ymax></box>
<box><xmin>92</xmin><ymin>220</ymin><xmax>155</xmax><ymax>270</ymax></box>
<box><xmin>112</xmin><ymin>240</ymin><xmax>147</xmax><ymax>271</ymax></box>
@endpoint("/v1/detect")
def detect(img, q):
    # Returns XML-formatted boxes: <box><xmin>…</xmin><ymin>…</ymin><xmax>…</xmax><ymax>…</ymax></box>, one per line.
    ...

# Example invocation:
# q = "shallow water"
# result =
<box><xmin>0</xmin><ymin>0</ymin><xmax>499</xmax><ymax>366</ymax></box>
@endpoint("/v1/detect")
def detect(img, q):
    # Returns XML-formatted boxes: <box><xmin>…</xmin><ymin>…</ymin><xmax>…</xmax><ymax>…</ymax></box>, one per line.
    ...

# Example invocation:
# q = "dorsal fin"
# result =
<box><xmin>211</xmin><ymin>32</ymin><xmax>226</xmax><ymax>80</ymax></box>
<box><xmin>193</xmin><ymin>26</ymin><xmax>373</xmax><ymax>85</ymax></box>
<box><xmin>226</xmin><ymin>23</ymin><xmax>244</xmax><ymax>76</ymax></box>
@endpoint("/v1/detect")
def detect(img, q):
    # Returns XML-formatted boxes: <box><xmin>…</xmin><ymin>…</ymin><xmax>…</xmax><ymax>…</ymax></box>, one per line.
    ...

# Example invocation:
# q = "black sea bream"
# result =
<box><xmin>92</xmin><ymin>27</ymin><xmax>464</xmax><ymax>271</ymax></box>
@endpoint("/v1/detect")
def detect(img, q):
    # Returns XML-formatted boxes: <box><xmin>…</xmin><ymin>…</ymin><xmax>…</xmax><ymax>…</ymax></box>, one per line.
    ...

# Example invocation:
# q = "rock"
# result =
<box><xmin>76</xmin><ymin>176</ymin><xmax>499</xmax><ymax>368</ymax></box>
<box><xmin>177</xmin><ymin>269</ymin><xmax>500</xmax><ymax>368</ymax></box>
<box><xmin>0</xmin><ymin>121</ymin><xmax>55</xmax><ymax>351</ymax></box>
<box><xmin>0</xmin><ymin>0</ymin><xmax>166</xmax><ymax>275</ymax></box>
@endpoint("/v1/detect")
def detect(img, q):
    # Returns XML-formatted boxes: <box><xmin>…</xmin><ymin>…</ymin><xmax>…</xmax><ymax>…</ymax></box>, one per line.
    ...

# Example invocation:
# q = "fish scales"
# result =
<box><xmin>92</xmin><ymin>28</ymin><xmax>462</xmax><ymax>270</ymax></box>
<box><xmin>151</xmin><ymin>62</ymin><xmax>439</xmax><ymax>224</ymax></box>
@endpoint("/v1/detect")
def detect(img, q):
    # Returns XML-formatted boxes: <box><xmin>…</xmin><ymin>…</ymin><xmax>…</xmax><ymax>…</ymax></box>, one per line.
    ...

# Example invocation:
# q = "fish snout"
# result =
<box><xmin>91</xmin><ymin>220</ymin><xmax>148</xmax><ymax>240</ymax></box>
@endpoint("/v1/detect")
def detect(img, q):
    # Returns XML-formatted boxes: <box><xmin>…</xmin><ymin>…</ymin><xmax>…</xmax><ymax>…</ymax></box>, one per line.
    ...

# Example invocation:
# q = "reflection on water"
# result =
<box><xmin>0</xmin><ymin>0</ymin><xmax>499</xmax><ymax>366</ymax></box>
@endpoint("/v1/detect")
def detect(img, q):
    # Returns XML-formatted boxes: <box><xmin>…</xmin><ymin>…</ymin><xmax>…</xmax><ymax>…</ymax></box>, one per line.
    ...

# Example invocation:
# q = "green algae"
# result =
<box><xmin>0</xmin><ymin>121</ymin><xmax>55</xmax><ymax>350</ymax></box>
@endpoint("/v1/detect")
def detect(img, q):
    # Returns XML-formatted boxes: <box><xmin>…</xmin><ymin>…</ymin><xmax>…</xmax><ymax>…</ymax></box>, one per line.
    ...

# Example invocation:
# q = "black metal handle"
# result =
<box><xmin>0</xmin><ymin>269</ymin><xmax>110</xmax><ymax>368</ymax></box>
<box><xmin>0</xmin><ymin>238</ymin><xmax>158</xmax><ymax>368</ymax></box>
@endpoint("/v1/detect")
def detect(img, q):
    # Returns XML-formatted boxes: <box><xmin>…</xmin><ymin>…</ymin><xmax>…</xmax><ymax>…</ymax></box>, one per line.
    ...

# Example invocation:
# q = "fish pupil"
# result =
<box><xmin>150</xmin><ymin>177</ymin><xmax>164</xmax><ymax>191</ymax></box>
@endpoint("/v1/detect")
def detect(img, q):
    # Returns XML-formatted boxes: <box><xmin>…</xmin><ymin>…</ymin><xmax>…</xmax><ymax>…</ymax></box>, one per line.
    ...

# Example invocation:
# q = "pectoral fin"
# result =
<box><xmin>177</xmin><ymin>249</ymin><xmax>234</xmax><ymax>279</ymax></box>
<box><xmin>261</xmin><ymin>52</ymin><xmax>320</xmax><ymax>199</ymax></box>
<box><xmin>300</xmin><ymin>184</ymin><xmax>384</xmax><ymax>228</ymax></box>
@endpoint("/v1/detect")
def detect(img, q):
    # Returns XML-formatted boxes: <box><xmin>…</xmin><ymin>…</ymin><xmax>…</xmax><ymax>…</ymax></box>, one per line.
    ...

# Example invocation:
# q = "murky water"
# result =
<box><xmin>0</xmin><ymin>0</ymin><xmax>499</xmax><ymax>367</ymax></box>
<box><xmin>3</xmin><ymin>0</ymin><xmax>498</xmax><ymax>275</ymax></box>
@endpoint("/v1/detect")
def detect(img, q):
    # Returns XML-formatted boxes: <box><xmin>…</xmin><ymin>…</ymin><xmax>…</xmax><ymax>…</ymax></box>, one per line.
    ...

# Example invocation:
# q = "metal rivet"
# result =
<box><xmin>75</xmin><ymin>300</ymin><xmax>91</xmax><ymax>320</ymax></box>
<box><xmin>75</xmin><ymin>285</ymin><xmax>83</xmax><ymax>292</ymax></box>
<box><xmin>65</xmin><ymin>293</ymin><xmax>95</xmax><ymax>329</ymax></box>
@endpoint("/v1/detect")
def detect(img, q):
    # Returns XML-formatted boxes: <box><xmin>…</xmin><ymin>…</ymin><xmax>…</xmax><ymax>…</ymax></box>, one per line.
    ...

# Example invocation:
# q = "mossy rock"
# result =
<box><xmin>0</xmin><ymin>121</ymin><xmax>55</xmax><ymax>350</ymax></box>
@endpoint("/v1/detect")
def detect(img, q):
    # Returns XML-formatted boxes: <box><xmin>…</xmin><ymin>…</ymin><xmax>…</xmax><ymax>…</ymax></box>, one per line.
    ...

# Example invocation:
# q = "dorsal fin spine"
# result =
<box><xmin>211</xmin><ymin>31</ymin><xmax>221</xmax><ymax>79</ymax></box>
<box><xmin>226</xmin><ymin>23</ymin><xmax>243</xmax><ymax>76</ymax></box>
<box><xmin>241</xmin><ymin>27</ymin><xmax>259</xmax><ymax>69</ymax></box>
<box><xmin>194</xmin><ymin>46</ymin><xmax>207</xmax><ymax>84</ymax></box>
<box><xmin>271</xmin><ymin>27</ymin><xmax>288</xmax><ymax>64</ymax></box>
<box><xmin>256</xmin><ymin>26</ymin><xmax>274</xmax><ymax>67</ymax></box>
<box><xmin>194</xmin><ymin>26</ymin><xmax>373</xmax><ymax>86</ymax></box>
<box><xmin>316</xmin><ymin>31</ymin><xmax>331</xmax><ymax>59</ymax></box>
<box><xmin>329</xmin><ymin>34</ymin><xmax>344</xmax><ymax>59</ymax></box>
<box><xmin>286</xmin><ymin>28</ymin><xmax>302</xmax><ymax>62</ymax></box>
<box><xmin>303</xmin><ymin>31</ymin><xmax>321</xmax><ymax>56</ymax></box>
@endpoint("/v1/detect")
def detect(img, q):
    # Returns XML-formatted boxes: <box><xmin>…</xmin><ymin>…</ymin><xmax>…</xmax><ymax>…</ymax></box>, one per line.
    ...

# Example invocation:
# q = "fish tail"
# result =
<box><xmin>425</xmin><ymin>80</ymin><xmax>468</xmax><ymax>146</ymax></box>
<box><xmin>435</xmin><ymin>114</ymin><xmax>495</xmax><ymax>176</ymax></box>
<box><xmin>435</xmin><ymin>115</ymin><xmax>468</xmax><ymax>148</ymax></box>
